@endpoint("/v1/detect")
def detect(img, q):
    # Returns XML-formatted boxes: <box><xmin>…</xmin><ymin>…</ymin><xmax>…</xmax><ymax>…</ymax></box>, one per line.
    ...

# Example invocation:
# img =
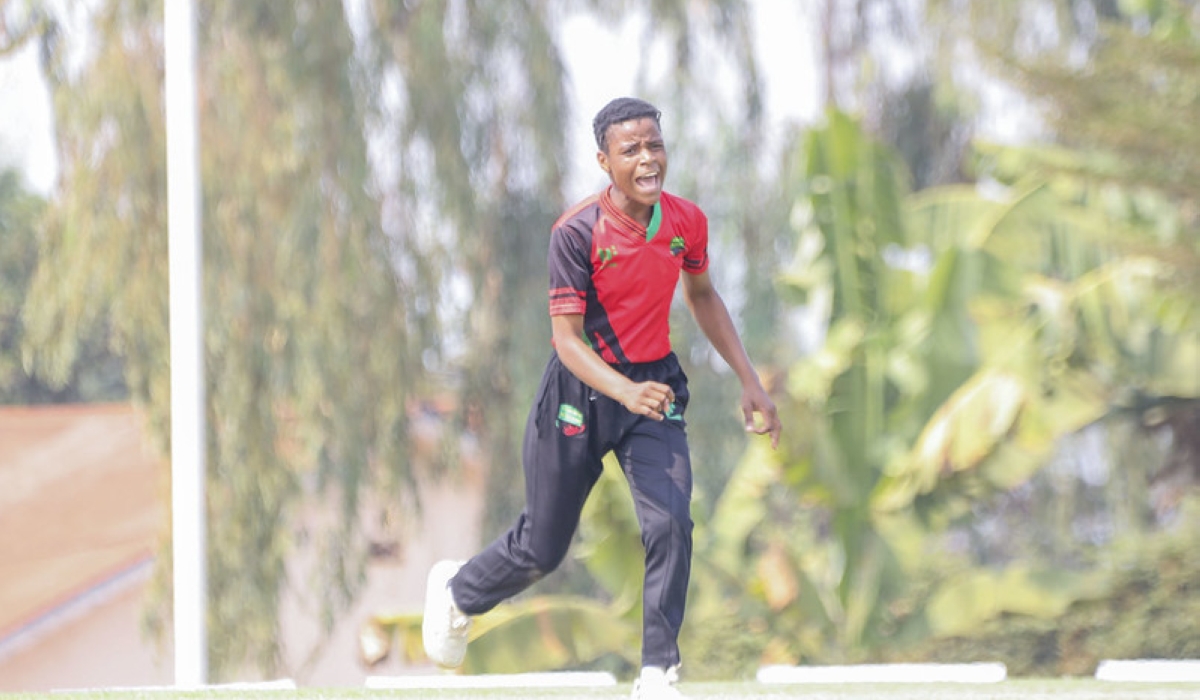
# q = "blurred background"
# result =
<box><xmin>1</xmin><ymin>0</ymin><xmax>1198</xmax><ymax>691</ymax></box>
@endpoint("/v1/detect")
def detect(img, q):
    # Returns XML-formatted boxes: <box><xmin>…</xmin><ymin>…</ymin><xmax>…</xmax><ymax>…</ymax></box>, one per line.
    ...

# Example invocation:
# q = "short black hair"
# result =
<box><xmin>592</xmin><ymin>97</ymin><xmax>662</xmax><ymax>152</ymax></box>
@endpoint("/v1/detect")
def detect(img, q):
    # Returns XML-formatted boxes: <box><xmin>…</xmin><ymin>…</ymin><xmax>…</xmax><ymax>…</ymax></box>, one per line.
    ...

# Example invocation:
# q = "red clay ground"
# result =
<box><xmin>0</xmin><ymin>404</ymin><xmax>164</xmax><ymax>641</ymax></box>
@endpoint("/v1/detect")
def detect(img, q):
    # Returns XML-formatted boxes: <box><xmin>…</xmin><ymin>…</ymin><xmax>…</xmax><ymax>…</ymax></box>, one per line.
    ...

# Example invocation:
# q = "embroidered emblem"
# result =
<box><xmin>557</xmin><ymin>403</ymin><xmax>586</xmax><ymax>436</ymax></box>
<box><xmin>597</xmin><ymin>245</ymin><xmax>619</xmax><ymax>271</ymax></box>
<box><xmin>670</xmin><ymin>235</ymin><xmax>687</xmax><ymax>256</ymax></box>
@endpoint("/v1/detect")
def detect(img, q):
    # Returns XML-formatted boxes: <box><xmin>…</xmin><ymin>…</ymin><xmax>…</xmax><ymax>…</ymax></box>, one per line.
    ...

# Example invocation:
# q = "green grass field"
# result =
<box><xmin>5</xmin><ymin>680</ymin><xmax>1200</xmax><ymax>700</ymax></box>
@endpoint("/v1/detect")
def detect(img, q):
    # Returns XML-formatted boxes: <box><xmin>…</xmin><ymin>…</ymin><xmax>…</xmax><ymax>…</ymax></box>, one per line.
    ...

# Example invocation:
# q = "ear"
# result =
<box><xmin>596</xmin><ymin>149</ymin><xmax>610</xmax><ymax>174</ymax></box>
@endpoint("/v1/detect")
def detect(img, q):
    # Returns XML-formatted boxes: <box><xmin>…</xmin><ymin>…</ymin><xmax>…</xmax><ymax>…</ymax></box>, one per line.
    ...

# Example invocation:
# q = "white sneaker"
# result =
<box><xmin>631</xmin><ymin>665</ymin><xmax>686</xmax><ymax>699</ymax></box>
<box><xmin>421</xmin><ymin>560</ymin><xmax>471</xmax><ymax>667</ymax></box>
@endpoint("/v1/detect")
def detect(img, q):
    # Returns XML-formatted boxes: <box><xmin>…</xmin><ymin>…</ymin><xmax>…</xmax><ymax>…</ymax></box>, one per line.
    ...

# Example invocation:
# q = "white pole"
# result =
<box><xmin>164</xmin><ymin>0</ymin><xmax>207</xmax><ymax>686</ymax></box>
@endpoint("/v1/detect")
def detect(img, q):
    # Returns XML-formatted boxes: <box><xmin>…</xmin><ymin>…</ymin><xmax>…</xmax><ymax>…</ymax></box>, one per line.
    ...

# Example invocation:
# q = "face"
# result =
<box><xmin>597</xmin><ymin>117</ymin><xmax>668</xmax><ymax>223</ymax></box>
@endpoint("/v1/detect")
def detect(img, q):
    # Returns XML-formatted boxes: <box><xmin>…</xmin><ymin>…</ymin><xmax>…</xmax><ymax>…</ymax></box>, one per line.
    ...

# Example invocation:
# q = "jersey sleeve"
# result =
<box><xmin>682</xmin><ymin>205</ymin><xmax>710</xmax><ymax>274</ymax></box>
<box><xmin>547</xmin><ymin>223</ymin><xmax>591</xmax><ymax>316</ymax></box>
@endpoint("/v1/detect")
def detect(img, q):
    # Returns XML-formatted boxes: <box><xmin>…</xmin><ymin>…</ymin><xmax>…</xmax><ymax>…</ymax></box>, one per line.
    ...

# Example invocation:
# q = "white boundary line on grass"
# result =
<box><xmin>757</xmin><ymin>663</ymin><xmax>1008</xmax><ymax>684</ymax></box>
<box><xmin>1096</xmin><ymin>659</ymin><xmax>1200</xmax><ymax>682</ymax></box>
<box><xmin>57</xmin><ymin>679</ymin><xmax>298</xmax><ymax>693</ymax></box>
<box><xmin>366</xmin><ymin>672</ymin><xmax>618</xmax><ymax>689</ymax></box>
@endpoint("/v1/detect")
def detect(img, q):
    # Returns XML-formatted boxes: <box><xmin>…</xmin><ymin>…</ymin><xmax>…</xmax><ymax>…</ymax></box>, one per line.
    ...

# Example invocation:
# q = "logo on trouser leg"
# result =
<box><xmin>556</xmin><ymin>404</ymin><xmax>586</xmax><ymax>436</ymax></box>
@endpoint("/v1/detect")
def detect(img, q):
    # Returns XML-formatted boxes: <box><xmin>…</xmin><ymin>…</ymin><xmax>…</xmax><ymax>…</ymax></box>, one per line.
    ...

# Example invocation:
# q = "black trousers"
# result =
<box><xmin>451</xmin><ymin>351</ymin><xmax>694</xmax><ymax>668</ymax></box>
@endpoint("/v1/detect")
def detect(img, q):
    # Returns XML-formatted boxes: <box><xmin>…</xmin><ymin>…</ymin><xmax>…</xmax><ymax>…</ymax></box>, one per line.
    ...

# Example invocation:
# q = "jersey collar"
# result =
<box><xmin>600</xmin><ymin>186</ymin><xmax>663</xmax><ymax>242</ymax></box>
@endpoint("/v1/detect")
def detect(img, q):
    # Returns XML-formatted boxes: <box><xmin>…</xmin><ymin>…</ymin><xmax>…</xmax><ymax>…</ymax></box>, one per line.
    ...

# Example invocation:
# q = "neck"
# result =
<box><xmin>608</xmin><ymin>186</ymin><xmax>653</xmax><ymax>226</ymax></box>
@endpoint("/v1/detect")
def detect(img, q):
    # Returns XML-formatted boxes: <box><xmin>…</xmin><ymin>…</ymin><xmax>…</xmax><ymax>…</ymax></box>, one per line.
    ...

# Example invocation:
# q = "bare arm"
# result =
<box><xmin>681</xmin><ymin>270</ymin><xmax>782</xmax><ymax>448</ymax></box>
<box><xmin>551</xmin><ymin>314</ymin><xmax>675</xmax><ymax>421</ymax></box>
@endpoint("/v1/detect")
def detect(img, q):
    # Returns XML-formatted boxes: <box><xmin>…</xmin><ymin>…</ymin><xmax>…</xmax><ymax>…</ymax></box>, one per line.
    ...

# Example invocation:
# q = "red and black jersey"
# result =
<box><xmin>548</xmin><ymin>187</ymin><xmax>709</xmax><ymax>364</ymax></box>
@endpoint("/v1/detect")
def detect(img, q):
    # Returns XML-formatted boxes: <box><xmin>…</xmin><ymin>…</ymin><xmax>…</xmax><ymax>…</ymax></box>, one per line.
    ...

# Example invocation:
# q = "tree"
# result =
<box><xmin>925</xmin><ymin>0</ymin><xmax>1200</xmax><ymax>205</ymax></box>
<box><xmin>700</xmin><ymin>110</ymin><xmax>935</xmax><ymax>664</ymax></box>
<box><xmin>20</xmin><ymin>0</ymin><xmax>774</xmax><ymax>680</ymax></box>
<box><xmin>395</xmin><ymin>0</ymin><xmax>1200</xmax><ymax>675</ymax></box>
<box><xmin>874</xmin><ymin>158</ymin><xmax>1200</xmax><ymax>666</ymax></box>
<box><xmin>362</xmin><ymin>0</ymin><xmax>571</xmax><ymax>535</ymax></box>
<box><xmin>354</xmin><ymin>0</ymin><xmax>1197</xmax><ymax>678</ymax></box>
<box><xmin>691</xmin><ymin>106</ymin><xmax>1199</xmax><ymax>672</ymax></box>
<box><xmin>0</xmin><ymin>1</ymin><xmax>49</xmax><ymax>58</ymax></box>
<box><xmin>912</xmin><ymin>0</ymin><xmax>1200</xmax><ymax>527</ymax></box>
<box><xmin>0</xmin><ymin>168</ymin><xmax>125</xmax><ymax>403</ymax></box>
<box><xmin>806</xmin><ymin>0</ymin><xmax>977</xmax><ymax>189</ymax></box>
<box><xmin>0</xmin><ymin>169</ymin><xmax>43</xmax><ymax>400</ymax></box>
<box><xmin>24</xmin><ymin>0</ymin><xmax>414</xmax><ymax>678</ymax></box>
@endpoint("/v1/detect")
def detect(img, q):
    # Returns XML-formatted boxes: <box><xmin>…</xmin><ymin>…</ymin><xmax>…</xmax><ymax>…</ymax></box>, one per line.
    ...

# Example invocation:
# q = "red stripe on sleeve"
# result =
<box><xmin>549</xmin><ymin>287</ymin><xmax>586</xmax><ymax>315</ymax></box>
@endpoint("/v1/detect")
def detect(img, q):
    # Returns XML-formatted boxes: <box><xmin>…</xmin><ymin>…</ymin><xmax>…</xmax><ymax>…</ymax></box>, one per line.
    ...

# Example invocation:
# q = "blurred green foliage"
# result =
<box><xmin>888</xmin><ymin>496</ymin><xmax>1200</xmax><ymax>677</ymax></box>
<box><xmin>6</xmin><ymin>0</ymin><xmax>1200</xmax><ymax>683</ymax></box>
<box><xmin>0</xmin><ymin>169</ymin><xmax>125</xmax><ymax>403</ymax></box>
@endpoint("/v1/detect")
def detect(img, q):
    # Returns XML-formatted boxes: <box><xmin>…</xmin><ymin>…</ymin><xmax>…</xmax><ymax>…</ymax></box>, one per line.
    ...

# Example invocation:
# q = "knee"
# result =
<box><xmin>530</xmin><ymin>545</ymin><xmax>569</xmax><ymax>574</ymax></box>
<box><xmin>640</xmin><ymin>503</ymin><xmax>693</xmax><ymax>551</ymax></box>
<box><xmin>515</xmin><ymin>516</ymin><xmax>573</xmax><ymax>574</ymax></box>
<box><xmin>527</xmin><ymin>526</ymin><xmax>573</xmax><ymax>572</ymax></box>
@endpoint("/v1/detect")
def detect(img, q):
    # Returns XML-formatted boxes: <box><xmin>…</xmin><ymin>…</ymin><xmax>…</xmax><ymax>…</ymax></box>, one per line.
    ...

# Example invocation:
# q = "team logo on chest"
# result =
<box><xmin>597</xmin><ymin>244</ymin><xmax>619</xmax><ymax>271</ymax></box>
<box><xmin>670</xmin><ymin>235</ymin><xmax>687</xmax><ymax>256</ymax></box>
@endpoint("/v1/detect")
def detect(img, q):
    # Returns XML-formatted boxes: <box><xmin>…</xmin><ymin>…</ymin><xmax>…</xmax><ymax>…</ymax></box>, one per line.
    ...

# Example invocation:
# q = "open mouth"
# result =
<box><xmin>635</xmin><ymin>173</ymin><xmax>660</xmax><ymax>190</ymax></box>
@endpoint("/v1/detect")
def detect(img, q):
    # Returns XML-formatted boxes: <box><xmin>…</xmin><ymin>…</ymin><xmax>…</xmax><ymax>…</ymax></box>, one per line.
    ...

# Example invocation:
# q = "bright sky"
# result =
<box><xmin>0</xmin><ymin>40</ymin><xmax>57</xmax><ymax>195</ymax></box>
<box><xmin>0</xmin><ymin>3</ymin><xmax>823</xmax><ymax>199</ymax></box>
<box><xmin>559</xmin><ymin>3</ymin><xmax>821</xmax><ymax>199</ymax></box>
<box><xmin>0</xmin><ymin>3</ymin><xmax>1046</xmax><ymax>201</ymax></box>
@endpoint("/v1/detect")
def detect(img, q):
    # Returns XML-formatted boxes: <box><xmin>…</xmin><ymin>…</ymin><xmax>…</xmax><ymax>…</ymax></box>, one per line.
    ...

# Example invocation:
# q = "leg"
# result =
<box><xmin>615</xmin><ymin>418</ymin><xmax>693</xmax><ymax>669</ymax></box>
<box><xmin>451</xmin><ymin>356</ymin><xmax>603</xmax><ymax>615</ymax></box>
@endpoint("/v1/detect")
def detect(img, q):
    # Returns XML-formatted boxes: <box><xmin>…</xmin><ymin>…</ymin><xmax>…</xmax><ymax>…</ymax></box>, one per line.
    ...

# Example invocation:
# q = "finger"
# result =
<box><xmin>650</xmin><ymin>384</ymin><xmax>673</xmax><ymax>415</ymax></box>
<box><xmin>645</xmin><ymin>397</ymin><xmax>665</xmax><ymax>421</ymax></box>
<box><xmin>744</xmin><ymin>407</ymin><xmax>774</xmax><ymax>434</ymax></box>
<box><xmin>762</xmin><ymin>403</ymin><xmax>781</xmax><ymax>448</ymax></box>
